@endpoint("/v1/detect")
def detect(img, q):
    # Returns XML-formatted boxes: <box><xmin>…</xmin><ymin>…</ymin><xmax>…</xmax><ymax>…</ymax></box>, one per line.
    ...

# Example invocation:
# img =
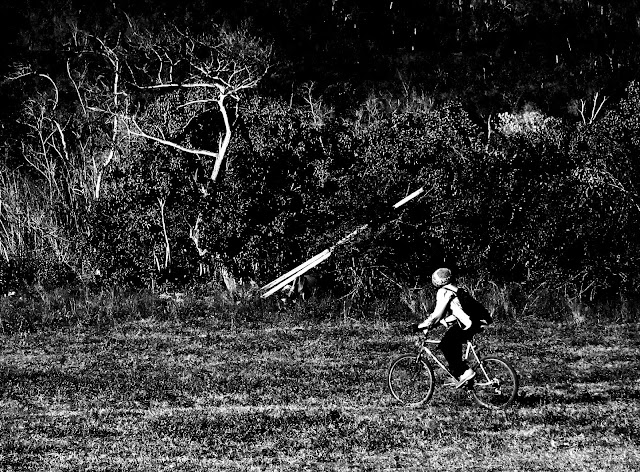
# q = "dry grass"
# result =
<box><xmin>0</xmin><ymin>310</ymin><xmax>638</xmax><ymax>471</ymax></box>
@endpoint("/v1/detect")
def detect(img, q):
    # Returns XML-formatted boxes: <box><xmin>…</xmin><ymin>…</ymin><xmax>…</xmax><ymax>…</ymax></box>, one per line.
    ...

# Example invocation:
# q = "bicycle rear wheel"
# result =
<box><xmin>470</xmin><ymin>356</ymin><xmax>519</xmax><ymax>409</ymax></box>
<box><xmin>387</xmin><ymin>353</ymin><xmax>435</xmax><ymax>407</ymax></box>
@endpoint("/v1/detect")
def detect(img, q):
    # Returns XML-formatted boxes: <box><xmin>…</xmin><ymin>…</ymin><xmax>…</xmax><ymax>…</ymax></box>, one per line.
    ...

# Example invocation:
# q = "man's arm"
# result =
<box><xmin>417</xmin><ymin>289</ymin><xmax>453</xmax><ymax>330</ymax></box>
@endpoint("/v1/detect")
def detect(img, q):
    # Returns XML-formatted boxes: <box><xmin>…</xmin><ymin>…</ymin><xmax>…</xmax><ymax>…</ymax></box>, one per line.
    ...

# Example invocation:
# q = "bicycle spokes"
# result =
<box><xmin>470</xmin><ymin>357</ymin><xmax>519</xmax><ymax>409</ymax></box>
<box><xmin>387</xmin><ymin>338</ymin><xmax>519</xmax><ymax>409</ymax></box>
<box><xmin>387</xmin><ymin>354</ymin><xmax>435</xmax><ymax>407</ymax></box>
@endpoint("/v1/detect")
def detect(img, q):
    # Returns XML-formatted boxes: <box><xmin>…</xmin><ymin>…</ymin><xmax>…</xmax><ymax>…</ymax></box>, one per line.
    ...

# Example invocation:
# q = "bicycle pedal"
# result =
<box><xmin>455</xmin><ymin>378</ymin><xmax>475</xmax><ymax>389</ymax></box>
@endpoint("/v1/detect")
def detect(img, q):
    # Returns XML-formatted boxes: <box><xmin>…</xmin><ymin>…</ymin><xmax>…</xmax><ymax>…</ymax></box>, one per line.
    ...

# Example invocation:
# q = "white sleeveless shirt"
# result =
<box><xmin>434</xmin><ymin>284</ymin><xmax>473</xmax><ymax>330</ymax></box>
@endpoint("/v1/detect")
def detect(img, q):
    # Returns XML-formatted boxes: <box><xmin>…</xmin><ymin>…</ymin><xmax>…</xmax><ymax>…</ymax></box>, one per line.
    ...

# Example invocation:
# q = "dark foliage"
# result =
<box><xmin>1</xmin><ymin>1</ymin><xmax>640</xmax><ymax>307</ymax></box>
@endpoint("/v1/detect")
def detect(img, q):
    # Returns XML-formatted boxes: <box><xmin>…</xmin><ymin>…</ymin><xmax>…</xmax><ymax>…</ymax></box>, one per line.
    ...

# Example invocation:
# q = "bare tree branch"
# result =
<box><xmin>126</xmin><ymin>123</ymin><xmax>221</xmax><ymax>159</ymax></box>
<box><xmin>66</xmin><ymin>60</ymin><xmax>87</xmax><ymax>115</ymax></box>
<box><xmin>158</xmin><ymin>197</ymin><xmax>171</xmax><ymax>269</ymax></box>
<box><xmin>121</xmin><ymin>23</ymin><xmax>271</xmax><ymax>186</ymax></box>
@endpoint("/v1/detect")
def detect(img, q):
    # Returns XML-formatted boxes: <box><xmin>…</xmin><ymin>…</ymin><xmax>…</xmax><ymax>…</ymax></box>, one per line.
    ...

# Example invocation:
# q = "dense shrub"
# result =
<box><xmin>9</xmin><ymin>84</ymin><xmax>640</xmax><ymax>308</ymax></box>
<box><xmin>2</xmin><ymin>3</ymin><xmax>640</xmax><ymax>312</ymax></box>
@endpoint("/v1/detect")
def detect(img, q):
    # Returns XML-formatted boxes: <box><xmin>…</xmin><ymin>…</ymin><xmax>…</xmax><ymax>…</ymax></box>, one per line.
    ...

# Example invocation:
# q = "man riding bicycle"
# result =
<box><xmin>417</xmin><ymin>268</ymin><xmax>487</xmax><ymax>388</ymax></box>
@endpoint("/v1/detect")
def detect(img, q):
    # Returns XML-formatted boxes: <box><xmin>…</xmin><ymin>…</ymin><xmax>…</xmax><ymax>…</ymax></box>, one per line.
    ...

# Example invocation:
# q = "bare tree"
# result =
<box><xmin>577</xmin><ymin>92</ymin><xmax>608</xmax><ymax>125</ymax></box>
<box><xmin>119</xmin><ymin>22</ymin><xmax>272</xmax><ymax>282</ymax></box>
<box><xmin>1</xmin><ymin>66</ymin><xmax>89</xmax><ymax>271</ymax></box>
<box><xmin>83</xmin><ymin>33</ymin><xmax>127</xmax><ymax>199</ymax></box>
<box><xmin>1</xmin><ymin>18</ymin><xmax>272</xmax><ymax>287</ymax></box>
<box><xmin>188</xmin><ymin>214</ymin><xmax>209</xmax><ymax>276</ymax></box>
<box><xmin>124</xmin><ymin>23</ymin><xmax>272</xmax><ymax>190</ymax></box>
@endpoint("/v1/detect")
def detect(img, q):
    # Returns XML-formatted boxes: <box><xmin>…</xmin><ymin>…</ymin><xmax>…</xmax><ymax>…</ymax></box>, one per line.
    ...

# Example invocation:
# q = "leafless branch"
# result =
<box><xmin>579</xmin><ymin>91</ymin><xmax>608</xmax><ymax>125</ymax></box>
<box><xmin>134</xmin><ymin>82</ymin><xmax>225</xmax><ymax>93</ymax></box>
<box><xmin>127</xmin><ymin>123</ymin><xmax>220</xmax><ymax>159</ymax></box>
<box><xmin>67</xmin><ymin>60</ymin><xmax>87</xmax><ymax>115</ymax></box>
<box><xmin>158</xmin><ymin>197</ymin><xmax>171</xmax><ymax>269</ymax></box>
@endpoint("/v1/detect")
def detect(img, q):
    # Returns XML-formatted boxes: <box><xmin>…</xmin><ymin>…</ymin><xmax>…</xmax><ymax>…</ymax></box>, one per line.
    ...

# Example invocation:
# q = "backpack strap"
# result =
<box><xmin>440</xmin><ymin>286</ymin><xmax>467</xmax><ymax>329</ymax></box>
<box><xmin>442</xmin><ymin>286</ymin><xmax>458</xmax><ymax>299</ymax></box>
<box><xmin>441</xmin><ymin>286</ymin><xmax>459</xmax><ymax>307</ymax></box>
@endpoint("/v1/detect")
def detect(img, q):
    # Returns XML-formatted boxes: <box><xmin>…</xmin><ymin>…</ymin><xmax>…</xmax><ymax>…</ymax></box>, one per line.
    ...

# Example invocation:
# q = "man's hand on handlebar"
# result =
<box><xmin>408</xmin><ymin>323</ymin><xmax>432</xmax><ymax>334</ymax></box>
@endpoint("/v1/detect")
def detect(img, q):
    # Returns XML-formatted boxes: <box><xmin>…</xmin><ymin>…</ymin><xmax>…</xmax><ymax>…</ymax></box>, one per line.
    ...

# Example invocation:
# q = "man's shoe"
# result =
<box><xmin>455</xmin><ymin>368</ymin><xmax>476</xmax><ymax>388</ymax></box>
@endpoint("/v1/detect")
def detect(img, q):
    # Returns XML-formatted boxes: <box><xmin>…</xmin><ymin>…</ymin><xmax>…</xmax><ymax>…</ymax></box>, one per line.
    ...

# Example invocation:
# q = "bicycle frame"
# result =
<box><xmin>417</xmin><ymin>338</ymin><xmax>484</xmax><ymax>388</ymax></box>
<box><xmin>388</xmin><ymin>331</ymin><xmax>518</xmax><ymax>409</ymax></box>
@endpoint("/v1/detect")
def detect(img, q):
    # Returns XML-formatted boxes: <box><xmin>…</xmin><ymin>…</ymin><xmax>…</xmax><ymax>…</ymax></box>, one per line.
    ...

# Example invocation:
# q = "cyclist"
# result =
<box><xmin>417</xmin><ymin>268</ymin><xmax>483</xmax><ymax>388</ymax></box>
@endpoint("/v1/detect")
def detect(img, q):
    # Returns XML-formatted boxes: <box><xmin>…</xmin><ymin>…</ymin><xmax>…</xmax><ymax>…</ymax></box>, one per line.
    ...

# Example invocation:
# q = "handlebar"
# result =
<box><xmin>408</xmin><ymin>322</ymin><xmax>487</xmax><ymax>335</ymax></box>
<box><xmin>407</xmin><ymin>323</ymin><xmax>436</xmax><ymax>335</ymax></box>
<box><xmin>407</xmin><ymin>323</ymin><xmax>433</xmax><ymax>333</ymax></box>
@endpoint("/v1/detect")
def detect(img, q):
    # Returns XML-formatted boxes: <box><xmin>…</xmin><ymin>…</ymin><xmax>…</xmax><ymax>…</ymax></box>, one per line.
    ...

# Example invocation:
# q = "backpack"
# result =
<box><xmin>445</xmin><ymin>287</ymin><xmax>493</xmax><ymax>327</ymax></box>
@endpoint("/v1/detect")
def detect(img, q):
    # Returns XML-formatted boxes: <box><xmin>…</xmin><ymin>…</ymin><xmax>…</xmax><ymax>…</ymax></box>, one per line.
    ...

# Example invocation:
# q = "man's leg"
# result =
<box><xmin>439</xmin><ymin>325</ymin><xmax>468</xmax><ymax>378</ymax></box>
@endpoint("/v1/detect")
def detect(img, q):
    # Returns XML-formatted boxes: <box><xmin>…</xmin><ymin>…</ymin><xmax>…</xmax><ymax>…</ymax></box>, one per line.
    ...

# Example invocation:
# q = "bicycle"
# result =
<box><xmin>387</xmin><ymin>328</ymin><xmax>519</xmax><ymax>409</ymax></box>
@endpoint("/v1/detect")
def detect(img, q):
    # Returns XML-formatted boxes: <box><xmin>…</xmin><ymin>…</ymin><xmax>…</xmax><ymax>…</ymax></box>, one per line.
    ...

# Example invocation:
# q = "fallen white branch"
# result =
<box><xmin>260</xmin><ymin>188</ymin><xmax>427</xmax><ymax>299</ymax></box>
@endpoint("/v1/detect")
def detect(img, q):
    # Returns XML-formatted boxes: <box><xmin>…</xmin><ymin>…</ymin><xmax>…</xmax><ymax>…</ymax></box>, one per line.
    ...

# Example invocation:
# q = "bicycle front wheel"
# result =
<box><xmin>387</xmin><ymin>353</ymin><xmax>435</xmax><ymax>407</ymax></box>
<box><xmin>471</xmin><ymin>356</ymin><xmax>519</xmax><ymax>409</ymax></box>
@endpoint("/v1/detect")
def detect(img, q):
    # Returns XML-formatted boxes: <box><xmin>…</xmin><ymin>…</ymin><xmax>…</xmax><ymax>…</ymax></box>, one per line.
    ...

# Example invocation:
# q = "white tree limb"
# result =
<box><xmin>128</xmin><ymin>127</ymin><xmax>220</xmax><ymax>159</ymax></box>
<box><xmin>158</xmin><ymin>197</ymin><xmax>171</xmax><ymax>269</ymax></box>
<box><xmin>67</xmin><ymin>60</ymin><xmax>87</xmax><ymax>115</ymax></box>
<box><xmin>135</xmin><ymin>82</ymin><xmax>225</xmax><ymax>93</ymax></box>
<box><xmin>210</xmin><ymin>96</ymin><xmax>232</xmax><ymax>181</ymax></box>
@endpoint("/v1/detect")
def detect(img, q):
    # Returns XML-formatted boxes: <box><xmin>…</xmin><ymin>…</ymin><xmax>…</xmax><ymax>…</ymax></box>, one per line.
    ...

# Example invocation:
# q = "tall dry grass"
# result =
<box><xmin>0</xmin><ymin>272</ymin><xmax>637</xmax><ymax>335</ymax></box>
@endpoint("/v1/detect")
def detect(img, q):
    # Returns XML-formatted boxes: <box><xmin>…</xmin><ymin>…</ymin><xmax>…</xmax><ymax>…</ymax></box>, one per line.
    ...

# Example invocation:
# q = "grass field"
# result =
<box><xmin>0</xmin><ymin>308</ymin><xmax>638</xmax><ymax>471</ymax></box>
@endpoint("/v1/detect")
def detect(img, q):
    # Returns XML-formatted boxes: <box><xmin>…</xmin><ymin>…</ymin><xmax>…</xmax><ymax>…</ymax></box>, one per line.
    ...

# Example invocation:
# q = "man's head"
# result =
<box><xmin>431</xmin><ymin>268</ymin><xmax>453</xmax><ymax>288</ymax></box>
